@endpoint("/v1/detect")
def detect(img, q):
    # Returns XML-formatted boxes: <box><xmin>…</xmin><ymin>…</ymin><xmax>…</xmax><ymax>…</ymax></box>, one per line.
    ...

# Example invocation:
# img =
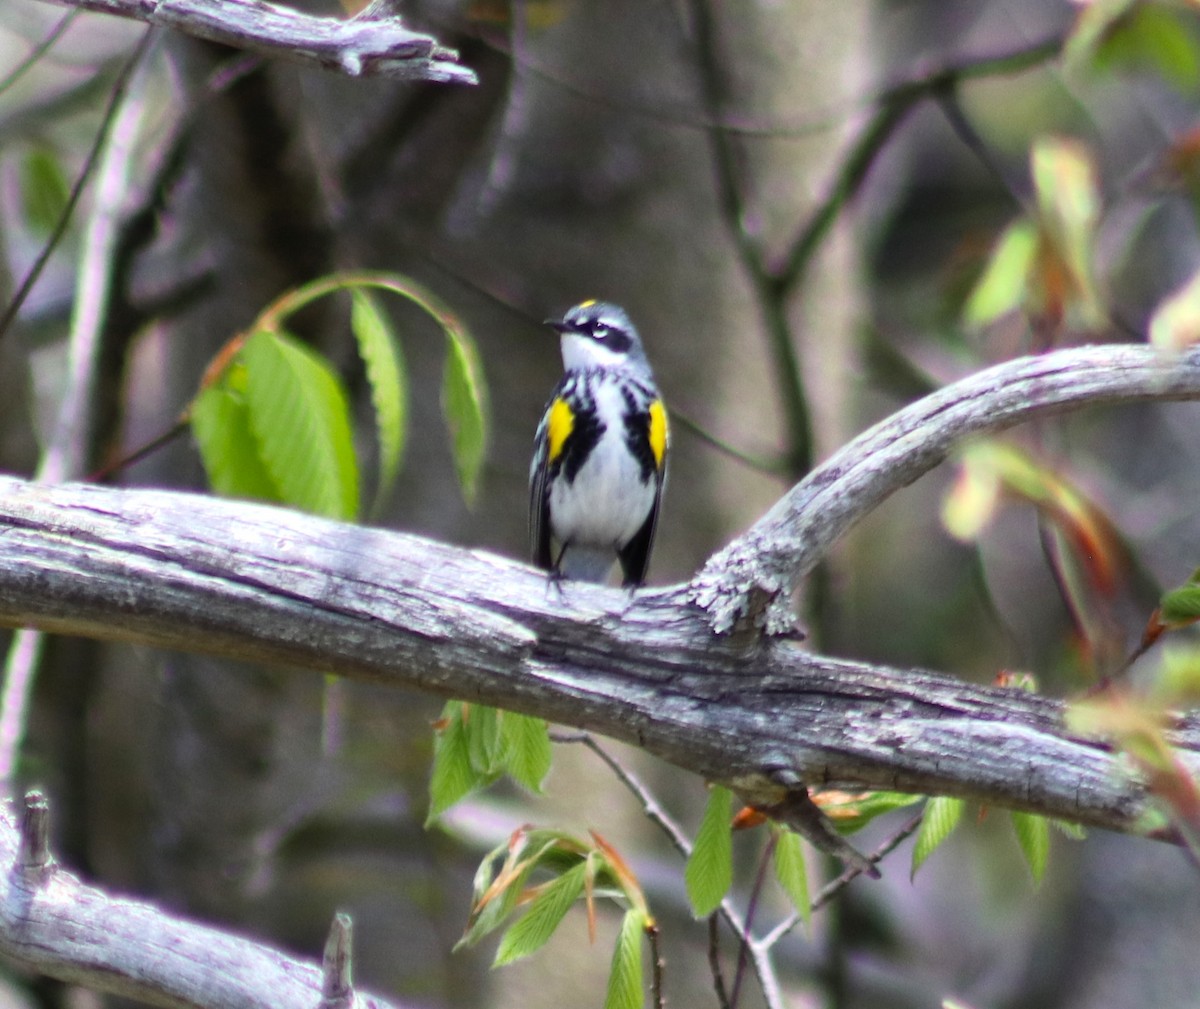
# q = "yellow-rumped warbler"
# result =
<box><xmin>529</xmin><ymin>301</ymin><xmax>669</xmax><ymax>587</ymax></box>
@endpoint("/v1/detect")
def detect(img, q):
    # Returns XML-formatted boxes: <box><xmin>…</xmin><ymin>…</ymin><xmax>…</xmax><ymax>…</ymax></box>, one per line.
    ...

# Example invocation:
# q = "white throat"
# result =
<box><xmin>560</xmin><ymin>332</ymin><xmax>628</xmax><ymax>371</ymax></box>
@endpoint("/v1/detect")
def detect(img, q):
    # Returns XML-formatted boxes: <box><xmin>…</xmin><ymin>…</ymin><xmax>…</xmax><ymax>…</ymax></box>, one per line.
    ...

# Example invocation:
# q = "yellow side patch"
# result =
<box><xmin>546</xmin><ymin>397</ymin><xmax>575</xmax><ymax>463</ymax></box>
<box><xmin>648</xmin><ymin>399</ymin><xmax>669</xmax><ymax>470</ymax></box>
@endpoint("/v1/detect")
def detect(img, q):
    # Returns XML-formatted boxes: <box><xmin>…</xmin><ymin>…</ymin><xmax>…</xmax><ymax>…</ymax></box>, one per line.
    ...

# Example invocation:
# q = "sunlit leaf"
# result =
<box><xmin>464</xmin><ymin>704</ymin><xmax>505</xmax><ymax>776</ymax></box>
<box><xmin>1086</xmin><ymin>2</ymin><xmax>1200</xmax><ymax>94</ymax></box>
<box><xmin>501</xmin><ymin>711</ymin><xmax>552</xmax><ymax>793</ymax></box>
<box><xmin>1159</xmin><ymin>570</ymin><xmax>1200</xmax><ymax>628</ymax></box>
<box><xmin>811</xmin><ymin>789</ymin><xmax>923</xmax><ymax>835</ymax></box>
<box><xmin>911</xmin><ymin>795</ymin><xmax>965</xmax><ymax>878</ymax></box>
<box><xmin>1010</xmin><ymin>811</ymin><xmax>1050</xmax><ymax>885</ymax></box>
<box><xmin>494</xmin><ymin>862</ymin><xmax>587</xmax><ymax>966</ymax></box>
<box><xmin>1150</xmin><ymin>269</ymin><xmax>1200</xmax><ymax>350</ymax></box>
<box><xmin>427</xmin><ymin>701</ymin><xmax>495</xmax><ymax>824</ymax></box>
<box><xmin>771</xmin><ymin>828</ymin><xmax>810</xmax><ymax>926</ymax></box>
<box><xmin>442</xmin><ymin>326</ymin><xmax>487</xmax><ymax>505</ymax></box>
<box><xmin>241</xmin><ymin>329</ymin><xmax>360</xmax><ymax>520</ymax></box>
<box><xmin>685</xmin><ymin>785</ymin><xmax>733</xmax><ymax>917</ymax></box>
<box><xmin>604</xmin><ymin>910</ymin><xmax>646</xmax><ymax>1009</ymax></box>
<box><xmin>190</xmin><ymin>377</ymin><xmax>280</xmax><ymax>502</ymax></box>
<box><xmin>1030</xmin><ymin>137</ymin><xmax>1105</xmax><ymax>329</ymax></box>
<box><xmin>963</xmin><ymin>219</ymin><xmax>1038</xmax><ymax>328</ymax></box>
<box><xmin>1153</xmin><ymin>647</ymin><xmax>1200</xmax><ymax>705</ymax></box>
<box><xmin>19</xmin><ymin>145</ymin><xmax>70</xmax><ymax>235</ymax></box>
<box><xmin>350</xmin><ymin>289</ymin><xmax>408</xmax><ymax>514</ymax></box>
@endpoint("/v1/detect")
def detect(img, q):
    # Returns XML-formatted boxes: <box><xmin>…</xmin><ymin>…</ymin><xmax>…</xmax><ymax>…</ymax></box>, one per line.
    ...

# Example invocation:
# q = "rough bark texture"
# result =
<box><xmin>35</xmin><ymin>0</ymin><xmax>477</xmax><ymax>82</ymax></box>
<box><xmin>2</xmin><ymin>344</ymin><xmax>1199</xmax><ymax>845</ymax></box>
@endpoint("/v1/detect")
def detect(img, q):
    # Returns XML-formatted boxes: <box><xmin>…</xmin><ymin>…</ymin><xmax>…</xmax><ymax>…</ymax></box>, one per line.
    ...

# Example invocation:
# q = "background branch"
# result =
<box><xmin>34</xmin><ymin>0</ymin><xmax>477</xmax><ymax>83</ymax></box>
<box><xmin>0</xmin><ymin>793</ymin><xmax>411</xmax><ymax>1009</ymax></box>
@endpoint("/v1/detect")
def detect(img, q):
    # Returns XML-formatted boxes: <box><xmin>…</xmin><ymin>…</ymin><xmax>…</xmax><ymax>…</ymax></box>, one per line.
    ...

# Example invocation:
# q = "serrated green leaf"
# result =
<box><xmin>963</xmin><ymin>219</ymin><xmax>1038</xmax><ymax>328</ymax></box>
<box><xmin>911</xmin><ymin>795</ymin><xmax>965</xmax><ymax>878</ymax></box>
<box><xmin>771</xmin><ymin>829</ymin><xmax>810</xmax><ymax>926</ymax></box>
<box><xmin>241</xmin><ymin>329</ymin><xmax>360</xmax><ymax>520</ymax></box>
<box><xmin>190</xmin><ymin>379</ymin><xmax>282</xmax><ymax>502</ymax></box>
<box><xmin>441</xmin><ymin>327</ymin><xmax>487</xmax><ymax>505</ymax></box>
<box><xmin>501</xmin><ymin>711</ymin><xmax>552</xmax><ymax>793</ymax></box>
<box><xmin>494</xmin><ymin>862</ymin><xmax>587</xmax><ymax>966</ymax></box>
<box><xmin>464</xmin><ymin>704</ymin><xmax>505</xmax><ymax>776</ymax></box>
<box><xmin>604</xmin><ymin>910</ymin><xmax>646</xmax><ymax>1009</ymax></box>
<box><xmin>1010</xmin><ymin>811</ymin><xmax>1050</xmax><ymax>885</ymax></box>
<box><xmin>427</xmin><ymin>702</ymin><xmax>493</xmax><ymax>824</ymax></box>
<box><xmin>19</xmin><ymin>145</ymin><xmax>70</xmax><ymax>235</ymax></box>
<box><xmin>685</xmin><ymin>785</ymin><xmax>733</xmax><ymax>917</ymax></box>
<box><xmin>350</xmin><ymin>289</ymin><xmax>408</xmax><ymax>515</ymax></box>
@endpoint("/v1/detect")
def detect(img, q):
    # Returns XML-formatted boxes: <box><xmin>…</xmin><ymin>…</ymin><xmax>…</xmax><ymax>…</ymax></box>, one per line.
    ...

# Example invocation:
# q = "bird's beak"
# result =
<box><xmin>544</xmin><ymin>318</ymin><xmax>571</xmax><ymax>333</ymax></box>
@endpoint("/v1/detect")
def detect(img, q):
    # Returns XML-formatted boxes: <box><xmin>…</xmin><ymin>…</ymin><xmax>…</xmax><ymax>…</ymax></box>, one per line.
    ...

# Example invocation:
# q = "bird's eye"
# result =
<box><xmin>592</xmin><ymin>324</ymin><xmax>609</xmax><ymax>339</ymax></box>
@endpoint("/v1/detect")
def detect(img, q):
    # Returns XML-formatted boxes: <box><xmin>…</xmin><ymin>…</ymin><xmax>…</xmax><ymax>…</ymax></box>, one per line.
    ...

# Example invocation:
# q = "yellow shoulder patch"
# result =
<box><xmin>648</xmin><ymin>399</ymin><xmax>669</xmax><ymax>470</ymax></box>
<box><xmin>546</xmin><ymin>397</ymin><xmax>575</xmax><ymax>463</ymax></box>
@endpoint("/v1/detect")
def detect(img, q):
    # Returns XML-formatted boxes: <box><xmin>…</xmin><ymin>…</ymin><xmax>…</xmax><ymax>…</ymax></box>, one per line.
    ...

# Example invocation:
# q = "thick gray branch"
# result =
<box><xmin>692</xmin><ymin>343</ymin><xmax>1200</xmax><ymax>632</ymax></box>
<box><xmin>0</xmin><ymin>466</ymin><xmax>1195</xmax><ymax>840</ymax></box>
<box><xmin>0</xmin><ymin>795</ymin><xmax>408</xmax><ymax>1009</ymax></box>
<box><xmin>34</xmin><ymin>0</ymin><xmax>478</xmax><ymax>83</ymax></box>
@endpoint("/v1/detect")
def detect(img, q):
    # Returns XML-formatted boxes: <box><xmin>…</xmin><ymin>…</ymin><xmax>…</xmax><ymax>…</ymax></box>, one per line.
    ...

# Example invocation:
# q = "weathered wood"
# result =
<box><xmin>34</xmin><ymin>0</ymin><xmax>478</xmax><ymax>83</ymax></box>
<box><xmin>0</xmin><ymin>794</ymin><xmax>410</xmax><ymax>1009</ymax></box>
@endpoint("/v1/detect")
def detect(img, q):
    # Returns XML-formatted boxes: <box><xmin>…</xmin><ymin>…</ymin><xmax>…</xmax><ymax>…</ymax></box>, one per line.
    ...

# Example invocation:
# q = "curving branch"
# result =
<box><xmin>0</xmin><ymin>346</ymin><xmax>1197</xmax><ymax>845</ymax></box>
<box><xmin>32</xmin><ymin>0</ymin><xmax>478</xmax><ymax>83</ymax></box>
<box><xmin>692</xmin><ymin>343</ymin><xmax>1200</xmax><ymax>633</ymax></box>
<box><xmin>0</xmin><ymin>792</ymin><xmax>411</xmax><ymax>1009</ymax></box>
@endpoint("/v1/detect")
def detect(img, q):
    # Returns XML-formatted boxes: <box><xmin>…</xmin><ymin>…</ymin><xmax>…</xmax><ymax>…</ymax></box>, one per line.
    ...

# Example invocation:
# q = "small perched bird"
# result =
<box><xmin>529</xmin><ymin>301</ymin><xmax>669</xmax><ymax>587</ymax></box>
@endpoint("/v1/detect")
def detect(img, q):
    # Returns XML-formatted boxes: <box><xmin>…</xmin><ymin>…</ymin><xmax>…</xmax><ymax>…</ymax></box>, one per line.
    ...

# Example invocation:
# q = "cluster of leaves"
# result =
<box><xmin>456</xmin><ymin>826</ymin><xmax>654</xmax><ymax>1009</ymax></box>
<box><xmin>190</xmin><ymin>271</ymin><xmax>487</xmax><ymax>521</ymax></box>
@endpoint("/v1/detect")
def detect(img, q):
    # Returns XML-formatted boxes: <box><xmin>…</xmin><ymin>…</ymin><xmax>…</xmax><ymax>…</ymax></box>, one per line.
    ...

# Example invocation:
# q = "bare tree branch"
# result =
<box><xmin>32</xmin><ymin>0</ymin><xmax>478</xmax><ymax>83</ymax></box>
<box><xmin>0</xmin><ymin>347</ymin><xmax>1197</xmax><ymax>858</ymax></box>
<box><xmin>0</xmin><ymin>792</ymin><xmax>411</xmax><ymax>1009</ymax></box>
<box><xmin>692</xmin><ymin>343</ymin><xmax>1200</xmax><ymax>633</ymax></box>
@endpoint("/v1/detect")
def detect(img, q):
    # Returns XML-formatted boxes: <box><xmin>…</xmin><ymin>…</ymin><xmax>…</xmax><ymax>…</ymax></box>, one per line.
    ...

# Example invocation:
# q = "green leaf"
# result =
<box><xmin>350</xmin><ymin>290</ymin><xmax>408</xmax><ymax>515</ymax></box>
<box><xmin>501</xmin><ymin>712</ymin><xmax>552</xmax><ymax>793</ymax></box>
<box><xmin>604</xmin><ymin>910</ymin><xmax>646</xmax><ymax>1009</ymax></box>
<box><xmin>427</xmin><ymin>702</ymin><xmax>493</xmax><ymax>824</ymax></box>
<box><xmin>241</xmin><ymin>329</ymin><xmax>360</xmax><ymax>520</ymax></box>
<box><xmin>190</xmin><ymin>378</ymin><xmax>281</xmax><ymax>502</ymax></box>
<box><xmin>441</xmin><ymin>326</ymin><xmax>487</xmax><ymax>505</ymax></box>
<box><xmin>464</xmin><ymin>704</ymin><xmax>505</xmax><ymax>776</ymax></box>
<box><xmin>1087</xmin><ymin>3</ymin><xmax>1200</xmax><ymax>95</ymax></box>
<box><xmin>818</xmin><ymin>789</ymin><xmax>924</xmax><ymax>835</ymax></box>
<box><xmin>1051</xmin><ymin>818</ymin><xmax>1088</xmax><ymax>841</ymax></box>
<box><xmin>494</xmin><ymin>862</ymin><xmax>587</xmax><ymax>966</ymax></box>
<box><xmin>1010</xmin><ymin>811</ymin><xmax>1050</xmax><ymax>885</ymax></box>
<box><xmin>1160</xmin><ymin>582</ymin><xmax>1200</xmax><ymax>628</ymax></box>
<box><xmin>685</xmin><ymin>785</ymin><xmax>733</xmax><ymax>917</ymax></box>
<box><xmin>19</xmin><ymin>145</ymin><xmax>70</xmax><ymax>235</ymax></box>
<box><xmin>963</xmin><ymin>219</ymin><xmax>1038</xmax><ymax>327</ymax></box>
<box><xmin>1150</xmin><ymin>269</ymin><xmax>1200</xmax><ymax>351</ymax></box>
<box><xmin>771</xmin><ymin>829</ymin><xmax>810</xmax><ymax>926</ymax></box>
<box><xmin>911</xmin><ymin>795</ymin><xmax>965</xmax><ymax>878</ymax></box>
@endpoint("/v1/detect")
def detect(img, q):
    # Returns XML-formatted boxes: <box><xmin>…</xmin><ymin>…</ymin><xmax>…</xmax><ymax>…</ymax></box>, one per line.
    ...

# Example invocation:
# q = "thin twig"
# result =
<box><xmin>706</xmin><ymin>914</ymin><xmax>731</xmax><ymax>1009</ymax></box>
<box><xmin>553</xmin><ymin>731</ymin><xmax>788</xmax><ymax>1009</ymax></box>
<box><xmin>729</xmin><ymin>831</ymin><xmax>778</xmax><ymax>1009</ymax></box>
<box><xmin>775</xmin><ymin>35</ymin><xmax>1063</xmax><ymax>293</ymax></box>
<box><xmin>0</xmin><ymin>32</ymin><xmax>155</xmax><ymax>787</ymax></box>
<box><xmin>0</xmin><ymin>9</ymin><xmax>78</xmax><ymax>95</ymax></box>
<box><xmin>646</xmin><ymin>922</ymin><xmax>665</xmax><ymax>1009</ymax></box>
<box><xmin>0</xmin><ymin>30</ymin><xmax>152</xmax><ymax>345</ymax></box>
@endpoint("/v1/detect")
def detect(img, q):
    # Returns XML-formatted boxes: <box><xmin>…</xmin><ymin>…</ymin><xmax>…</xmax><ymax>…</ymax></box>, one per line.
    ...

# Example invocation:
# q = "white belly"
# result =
<box><xmin>549</xmin><ymin>425</ymin><xmax>654</xmax><ymax>549</ymax></box>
